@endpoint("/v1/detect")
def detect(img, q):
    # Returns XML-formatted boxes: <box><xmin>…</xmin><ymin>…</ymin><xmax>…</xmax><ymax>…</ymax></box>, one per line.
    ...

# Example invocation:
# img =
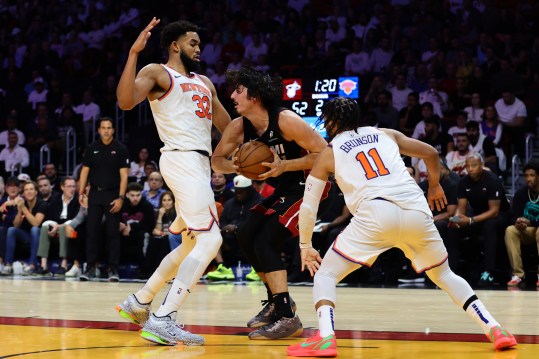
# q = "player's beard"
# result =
<box><xmin>180</xmin><ymin>51</ymin><xmax>200</xmax><ymax>73</ymax></box>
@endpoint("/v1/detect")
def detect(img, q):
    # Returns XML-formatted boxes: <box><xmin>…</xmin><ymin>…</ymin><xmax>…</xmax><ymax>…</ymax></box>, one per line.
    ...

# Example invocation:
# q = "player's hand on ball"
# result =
<box><xmin>301</xmin><ymin>247</ymin><xmax>322</xmax><ymax>277</ymax></box>
<box><xmin>231</xmin><ymin>147</ymin><xmax>241</xmax><ymax>174</ymax></box>
<box><xmin>259</xmin><ymin>148</ymin><xmax>283</xmax><ymax>180</ymax></box>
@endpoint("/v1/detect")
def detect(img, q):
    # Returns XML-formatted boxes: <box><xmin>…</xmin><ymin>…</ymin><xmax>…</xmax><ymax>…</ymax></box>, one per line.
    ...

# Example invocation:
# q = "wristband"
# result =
<box><xmin>119</xmin><ymin>195</ymin><xmax>125</xmax><ymax>200</ymax></box>
<box><xmin>299</xmin><ymin>242</ymin><xmax>313</xmax><ymax>249</ymax></box>
<box><xmin>469</xmin><ymin>217</ymin><xmax>474</xmax><ymax>225</ymax></box>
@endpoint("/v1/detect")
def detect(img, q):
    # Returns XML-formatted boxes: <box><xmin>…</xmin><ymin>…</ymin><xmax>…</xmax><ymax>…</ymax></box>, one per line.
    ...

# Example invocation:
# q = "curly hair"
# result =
<box><xmin>160</xmin><ymin>20</ymin><xmax>201</xmax><ymax>49</ymax></box>
<box><xmin>315</xmin><ymin>97</ymin><xmax>361</xmax><ymax>140</ymax></box>
<box><xmin>226</xmin><ymin>67</ymin><xmax>282</xmax><ymax>110</ymax></box>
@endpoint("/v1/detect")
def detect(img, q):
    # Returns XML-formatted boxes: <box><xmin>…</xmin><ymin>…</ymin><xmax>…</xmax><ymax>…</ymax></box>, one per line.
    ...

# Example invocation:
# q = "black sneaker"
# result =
<box><xmin>35</xmin><ymin>267</ymin><xmax>51</xmax><ymax>276</ymax></box>
<box><xmin>80</xmin><ymin>266</ymin><xmax>100</xmax><ymax>281</ymax></box>
<box><xmin>477</xmin><ymin>271</ymin><xmax>495</xmax><ymax>288</ymax></box>
<box><xmin>54</xmin><ymin>267</ymin><xmax>67</xmax><ymax>276</ymax></box>
<box><xmin>108</xmin><ymin>269</ymin><xmax>120</xmax><ymax>282</ymax></box>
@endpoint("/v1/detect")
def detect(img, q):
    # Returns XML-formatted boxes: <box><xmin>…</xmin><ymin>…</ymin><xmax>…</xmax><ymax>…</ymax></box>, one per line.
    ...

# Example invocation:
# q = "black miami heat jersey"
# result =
<box><xmin>242</xmin><ymin>108</ymin><xmax>307</xmax><ymax>195</ymax></box>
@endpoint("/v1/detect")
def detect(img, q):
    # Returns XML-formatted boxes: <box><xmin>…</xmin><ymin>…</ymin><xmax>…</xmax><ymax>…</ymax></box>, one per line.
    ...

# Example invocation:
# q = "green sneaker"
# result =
<box><xmin>245</xmin><ymin>267</ymin><xmax>260</xmax><ymax>281</ymax></box>
<box><xmin>207</xmin><ymin>264</ymin><xmax>235</xmax><ymax>280</ymax></box>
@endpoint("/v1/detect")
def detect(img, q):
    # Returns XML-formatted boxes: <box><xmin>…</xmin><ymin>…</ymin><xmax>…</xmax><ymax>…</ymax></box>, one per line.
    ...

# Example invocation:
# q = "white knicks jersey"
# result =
<box><xmin>332</xmin><ymin>127</ymin><xmax>432</xmax><ymax>216</ymax></box>
<box><xmin>149</xmin><ymin>65</ymin><xmax>213</xmax><ymax>154</ymax></box>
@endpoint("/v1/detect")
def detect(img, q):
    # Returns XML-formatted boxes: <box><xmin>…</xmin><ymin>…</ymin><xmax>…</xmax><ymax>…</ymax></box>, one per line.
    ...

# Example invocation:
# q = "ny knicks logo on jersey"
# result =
<box><xmin>180</xmin><ymin>82</ymin><xmax>211</xmax><ymax>97</ymax></box>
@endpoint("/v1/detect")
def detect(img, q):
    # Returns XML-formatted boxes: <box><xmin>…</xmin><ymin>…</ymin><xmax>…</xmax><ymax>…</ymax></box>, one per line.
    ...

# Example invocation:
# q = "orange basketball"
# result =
<box><xmin>234</xmin><ymin>140</ymin><xmax>274</xmax><ymax>180</ymax></box>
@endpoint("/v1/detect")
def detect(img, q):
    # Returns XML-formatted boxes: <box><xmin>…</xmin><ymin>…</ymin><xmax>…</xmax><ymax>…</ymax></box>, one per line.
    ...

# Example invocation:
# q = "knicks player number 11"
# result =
<box><xmin>356</xmin><ymin>148</ymin><xmax>390</xmax><ymax>180</ymax></box>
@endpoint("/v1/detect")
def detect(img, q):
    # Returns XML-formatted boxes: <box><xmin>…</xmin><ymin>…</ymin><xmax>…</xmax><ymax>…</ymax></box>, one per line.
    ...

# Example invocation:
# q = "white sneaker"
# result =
<box><xmin>1</xmin><ymin>265</ymin><xmax>13</xmax><ymax>276</ymax></box>
<box><xmin>22</xmin><ymin>264</ymin><xmax>35</xmax><ymax>276</ymax></box>
<box><xmin>65</xmin><ymin>265</ymin><xmax>81</xmax><ymax>277</ymax></box>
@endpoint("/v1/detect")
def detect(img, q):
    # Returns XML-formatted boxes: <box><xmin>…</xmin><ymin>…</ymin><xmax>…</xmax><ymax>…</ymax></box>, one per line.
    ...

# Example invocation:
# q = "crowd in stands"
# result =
<box><xmin>0</xmin><ymin>0</ymin><xmax>538</xmax><ymax>287</ymax></box>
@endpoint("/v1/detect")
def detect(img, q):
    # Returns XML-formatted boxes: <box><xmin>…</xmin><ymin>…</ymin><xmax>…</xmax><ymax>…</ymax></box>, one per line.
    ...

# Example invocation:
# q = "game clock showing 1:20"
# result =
<box><xmin>282</xmin><ymin>77</ymin><xmax>360</xmax><ymax>117</ymax></box>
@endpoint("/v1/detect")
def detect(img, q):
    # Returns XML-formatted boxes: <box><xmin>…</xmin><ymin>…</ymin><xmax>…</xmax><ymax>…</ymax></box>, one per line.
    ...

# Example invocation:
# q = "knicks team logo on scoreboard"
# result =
<box><xmin>282</xmin><ymin>79</ymin><xmax>302</xmax><ymax>100</ymax></box>
<box><xmin>338</xmin><ymin>77</ymin><xmax>359</xmax><ymax>98</ymax></box>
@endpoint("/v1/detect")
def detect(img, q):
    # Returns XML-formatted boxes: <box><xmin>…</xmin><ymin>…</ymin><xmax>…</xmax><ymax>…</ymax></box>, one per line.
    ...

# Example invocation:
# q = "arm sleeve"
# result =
<box><xmin>298</xmin><ymin>175</ymin><xmax>326</xmax><ymax>248</ymax></box>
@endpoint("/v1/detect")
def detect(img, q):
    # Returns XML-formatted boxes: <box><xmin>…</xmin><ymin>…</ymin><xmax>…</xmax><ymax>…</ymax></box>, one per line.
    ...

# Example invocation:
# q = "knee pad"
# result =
<box><xmin>313</xmin><ymin>270</ymin><xmax>338</xmax><ymax>305</ymax></box>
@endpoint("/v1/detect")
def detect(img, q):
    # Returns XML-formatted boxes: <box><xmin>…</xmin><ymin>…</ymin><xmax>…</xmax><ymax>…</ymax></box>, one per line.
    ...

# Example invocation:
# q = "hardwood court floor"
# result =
<box><xmin>0</xmin><ymin>278</ymin><xmax>538</xmax><ymax>358</ymax></box>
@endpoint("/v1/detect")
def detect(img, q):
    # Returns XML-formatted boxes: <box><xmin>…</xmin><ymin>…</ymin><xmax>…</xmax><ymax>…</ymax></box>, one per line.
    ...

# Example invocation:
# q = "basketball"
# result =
<box><xmin>234</xmin><ymin>140</ymin><xmax>274</xmax><ymax>180</ymax></box>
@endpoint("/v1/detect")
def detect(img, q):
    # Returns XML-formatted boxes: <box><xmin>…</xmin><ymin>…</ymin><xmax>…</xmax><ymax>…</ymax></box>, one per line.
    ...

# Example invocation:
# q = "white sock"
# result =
<box><xmin>135</xmin><ymin>238</ymin><xmax>196</xmax><ymax>304</ymax></box>
<box><xmin>317</xmin><ymin>305</ymin><xmax>335</xmax><ymax>337</ymax></box>
<box><xmin>154</xmin><ymin>229</ymin><xmax>221</xmax><ymax>317</ymax></box>
<box><xmin>465</xmin><ymin>298</ymin><xmax>499</xmax><ymax>335</ymax></box>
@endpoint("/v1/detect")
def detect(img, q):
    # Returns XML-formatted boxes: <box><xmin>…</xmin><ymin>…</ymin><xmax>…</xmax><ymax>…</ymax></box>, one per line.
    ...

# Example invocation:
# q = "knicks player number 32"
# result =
<box><xmin>193</xmin><ymin>94</ymin><xmax>211</xmax><ymax>119</ymax></box>
<box><xmin>356</xmin><ymin>148</ymin><xmax>390</xmax><ymax>180</ymax></box>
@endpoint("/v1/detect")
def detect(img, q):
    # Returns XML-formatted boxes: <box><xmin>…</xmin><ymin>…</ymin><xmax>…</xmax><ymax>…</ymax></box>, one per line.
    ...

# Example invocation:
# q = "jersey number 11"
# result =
<box><xmin>356</xmin><ymin>148</ymin><xmax>390</xmax><ymax>180</ymax></box>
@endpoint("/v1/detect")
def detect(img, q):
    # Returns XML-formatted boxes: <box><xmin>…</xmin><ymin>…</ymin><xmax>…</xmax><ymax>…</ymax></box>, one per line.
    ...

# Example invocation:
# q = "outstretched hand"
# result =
<box><xmin>427</xmin><ymin>183</ymin><xmax>447</xmax><ymax>212</ymax></box>
<box><xmin>301</xmin><ymin>247</ymin><xmax>323</xmax><ymax>277</ymax></box>
<box><xmin>131</xmin><ymin>17</ymin><xmax>161</xmax><ymax>54</ymax></box>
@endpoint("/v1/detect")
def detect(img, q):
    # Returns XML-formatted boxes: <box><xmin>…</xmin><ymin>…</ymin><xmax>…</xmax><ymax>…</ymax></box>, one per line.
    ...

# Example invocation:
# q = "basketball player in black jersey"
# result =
<box><xmin>212</xmin><ymin>67</ymin><xmax>330</xmax><ymax>339</ymax></box>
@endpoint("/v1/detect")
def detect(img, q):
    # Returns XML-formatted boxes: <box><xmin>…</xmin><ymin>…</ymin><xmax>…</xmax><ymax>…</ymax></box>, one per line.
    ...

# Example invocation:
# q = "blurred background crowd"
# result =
<box><xmin>0</xmin><ymin>0</ymin><xmax>538</xmax><ymax>288</ymax></box>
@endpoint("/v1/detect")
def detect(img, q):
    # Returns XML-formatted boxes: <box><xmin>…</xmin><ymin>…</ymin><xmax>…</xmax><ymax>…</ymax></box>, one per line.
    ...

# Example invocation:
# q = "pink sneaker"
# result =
<box><xmin>507</xmin><ymin>275</ymin><xmax>522</xmax><ymax>287</ymax></box>
<box><xmin>488</xmin><ymin>325</ymin><xmax>517</xmax><ymax>350</ymax></box>
<box><xmin>287</xmin><ymin>331</ymin><xmax>337</xmax><ymax>357</ymax></box>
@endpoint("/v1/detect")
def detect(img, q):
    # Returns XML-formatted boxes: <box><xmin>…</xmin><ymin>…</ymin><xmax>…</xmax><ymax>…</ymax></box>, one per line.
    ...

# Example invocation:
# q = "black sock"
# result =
<box><xmin>272</xmin><ymin>292</ymin><xmax>294</xmax><ymax>318</ymax></box>
<box><xmin>263</xmin><ymin>282</ymin><xmax>272</xmax><ymax>302</ymax></box>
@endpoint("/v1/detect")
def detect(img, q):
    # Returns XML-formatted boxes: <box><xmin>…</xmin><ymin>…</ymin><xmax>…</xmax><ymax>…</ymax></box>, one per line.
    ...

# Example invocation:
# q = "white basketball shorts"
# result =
<box><xmin>332</xmin><ymin>198</ymin><xmax>448</xmax><ymax>272</ymax></box>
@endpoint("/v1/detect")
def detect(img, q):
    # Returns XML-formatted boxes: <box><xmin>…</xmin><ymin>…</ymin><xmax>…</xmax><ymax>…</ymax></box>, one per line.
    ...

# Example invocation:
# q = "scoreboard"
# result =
<box><xmin>282</xmin><ymin>77</ymin><xmax>360</xmax><ymax>117</ymax></box>
<box><xmin>282</xmin><ymin>77</ymin><xmax>360</xmax><ymax>138</ymax></box>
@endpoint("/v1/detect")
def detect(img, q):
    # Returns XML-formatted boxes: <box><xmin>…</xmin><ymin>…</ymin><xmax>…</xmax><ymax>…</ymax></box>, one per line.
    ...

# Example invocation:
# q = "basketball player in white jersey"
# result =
<box><xmin>115</xmin><ymin>18</ymin><xmax>231</xmax><ymax>346</ymax></box>
<box><xmin>287</xmin><ymin>98</ymin><xmax>517</xmax><ymax>357</ymax></box>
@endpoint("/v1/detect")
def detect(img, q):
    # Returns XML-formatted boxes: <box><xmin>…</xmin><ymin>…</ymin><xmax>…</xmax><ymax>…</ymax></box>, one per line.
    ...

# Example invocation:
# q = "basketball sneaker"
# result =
<box><xmin>140</xmin><ymin>312</ymin><xmax>204</xmax><ymax>346</ymax></box>
<box><xmin>245</xmin><ymin>267</ymin><xmax>261</xmax><ymax>281</ymax></box>
<box><xmin>287</xmin><ymin>331</ymin><xmax>338</xmax><ymax>357</ymax></box>
<box><xmin>507</xmin><ymin>275</ymin><xmax>522</xmax><ymax>287</ymax></box>
<box><xmin>206</xmin><ymin>264</ymin><xmax>235</xmax><ymax>280</ymax></box>
<box><xmin>488</xmin><ymin>325</ymin><xmax>517</xmax><ymax>350</ymax></box>
<box><xmin>116</xmin><ymin>294</ymin><xmax>151</xmax><ymax>326</ymax></box>
<box><xmin>80</xmin><ymin>266</ymin><xmax>100</xmax><ymax>281</ymax></box>
<box><xmin>65</xmin><ymin>265</ymin><xmax>81</xmax><ymax>278</ymax></box>
<box><xmin>248</xmin><ymin>314</ymin><xmax>303</xmax><ymax>339</ymax></box>
<box><xmin>247</xmin><ymin>297</ymin><xmax>297</xmax><ymax>328</ymax></box>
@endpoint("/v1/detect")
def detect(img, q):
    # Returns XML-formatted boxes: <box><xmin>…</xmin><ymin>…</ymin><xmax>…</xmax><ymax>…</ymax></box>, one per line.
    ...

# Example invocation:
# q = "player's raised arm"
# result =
<box><xmin>117</xmin><ymin>17</ymin><xmax>161</xmax><ymax>110</ymax></box>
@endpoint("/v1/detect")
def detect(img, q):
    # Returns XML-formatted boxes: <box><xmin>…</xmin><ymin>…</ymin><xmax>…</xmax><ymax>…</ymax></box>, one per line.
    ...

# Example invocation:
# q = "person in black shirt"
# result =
<box><xmin>421</xmin><ymin>116</ymin><xmax>454</xmax><ymax>156</ymax></box>
<box><xmin>504</xmin><ymin>159</ymin><xmax>539</xmax><ymax>288</ymax></box>
<box><xmin>398</xmin><ymin>92</ymin><xmax>422</xmax><ymax>136</ymax></box>
<box><xmin>211</xmin><ymin>171</ymin><xmax>234</xmax><ymax>205</ymax></box>
<box><xmin>78</xmin><ymin>117</ymin><xmax>129</xmax><ymax>282</ymax></box>
<box><xmin>449</xmin><ymin>154</ymin><xmax>510</xmax><ymax>287</ymax></box>
<box><xmin>119</xmin><ymin>182</ymin><xmax>155</xmax><ymax>276</ymax></box>
<box><xmin>212</xmin><ymin>67</ymin><xmax>329</xmax><ymax>339</ymax></box>
<box><xmin>3</xmin><ymin>181</ymin><xmax>47</xmax><ymax>275</ymax></box>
